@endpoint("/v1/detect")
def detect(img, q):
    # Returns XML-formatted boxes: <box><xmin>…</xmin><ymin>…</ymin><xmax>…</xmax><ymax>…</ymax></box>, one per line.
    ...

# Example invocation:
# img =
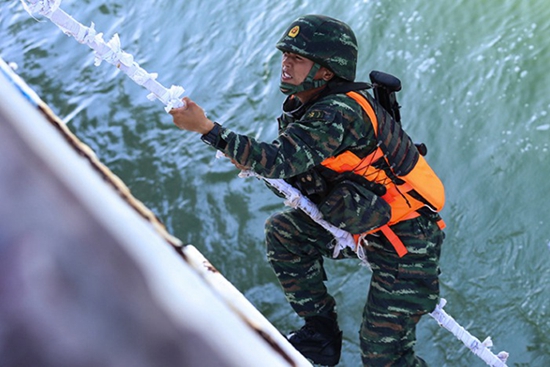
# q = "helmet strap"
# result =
<box><xmin>279</xmin><ymin>63</ymin><xmax>327</xmax><ymax>95</ymax></box>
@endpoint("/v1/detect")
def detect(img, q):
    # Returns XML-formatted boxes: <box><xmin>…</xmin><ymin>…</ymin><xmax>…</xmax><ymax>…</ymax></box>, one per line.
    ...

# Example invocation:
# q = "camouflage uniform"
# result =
<box><xmin>201</xmin><ymin>14</ymin><xmax>445</xmax><ymax>367</ymax></box>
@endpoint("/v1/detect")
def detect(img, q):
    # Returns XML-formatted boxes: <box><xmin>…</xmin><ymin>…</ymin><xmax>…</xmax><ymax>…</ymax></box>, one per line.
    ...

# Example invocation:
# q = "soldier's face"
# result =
<box><xmin>281</xmin><ymin>52</ymin><xmax>315</xmax><ymax>86</ymax></box>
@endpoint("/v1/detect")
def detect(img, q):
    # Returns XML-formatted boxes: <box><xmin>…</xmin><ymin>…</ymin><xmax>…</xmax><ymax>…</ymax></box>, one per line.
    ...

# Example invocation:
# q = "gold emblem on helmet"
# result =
<box><xmin>288</xmin><ymin>25</ymin><xmax>300</xmax><ymax>38</ymax></box>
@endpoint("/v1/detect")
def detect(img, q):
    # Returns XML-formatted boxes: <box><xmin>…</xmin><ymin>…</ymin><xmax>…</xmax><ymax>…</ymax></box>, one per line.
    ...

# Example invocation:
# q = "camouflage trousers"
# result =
<box><xmin>265</xmin><ymin>208</ymin><xmax>444</xmax><ymax>367</ymax></box>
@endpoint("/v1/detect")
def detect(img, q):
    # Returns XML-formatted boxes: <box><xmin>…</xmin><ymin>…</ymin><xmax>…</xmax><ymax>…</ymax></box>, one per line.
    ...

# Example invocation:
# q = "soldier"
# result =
<box><xmin>170</xmin><ymin>14</ymin><xmax>446</xmax><ymax>367</ymax></box>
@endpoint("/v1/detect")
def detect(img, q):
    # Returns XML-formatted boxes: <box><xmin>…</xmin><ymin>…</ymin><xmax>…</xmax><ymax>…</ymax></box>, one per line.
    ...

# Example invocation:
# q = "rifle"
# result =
<box><xmin>369</xmin><ymin>70</ymin><xmax>428</xmax><ymax>156</ymax></box>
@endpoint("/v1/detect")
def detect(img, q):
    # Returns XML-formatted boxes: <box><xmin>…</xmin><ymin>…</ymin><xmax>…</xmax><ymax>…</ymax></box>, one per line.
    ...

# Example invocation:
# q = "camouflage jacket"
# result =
<box><xmin>212</xmin><ymin>88</ymin><xmax>378</xmax><ymax>180</ymax></box>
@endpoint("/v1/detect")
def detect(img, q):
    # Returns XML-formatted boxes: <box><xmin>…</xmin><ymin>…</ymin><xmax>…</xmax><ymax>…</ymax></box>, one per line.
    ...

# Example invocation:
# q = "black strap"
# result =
<box><xmin>319</xmin><ymin>80</ymin><xmax>371</xmax><ymax>99</ymax></box>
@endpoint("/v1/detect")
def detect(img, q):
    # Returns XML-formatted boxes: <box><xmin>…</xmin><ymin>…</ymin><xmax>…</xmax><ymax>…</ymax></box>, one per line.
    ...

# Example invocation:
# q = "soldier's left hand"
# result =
<box><xmin>169</xmin><ymin>97</ymin><xmax>215</xmax><ymax>134</ymax></box>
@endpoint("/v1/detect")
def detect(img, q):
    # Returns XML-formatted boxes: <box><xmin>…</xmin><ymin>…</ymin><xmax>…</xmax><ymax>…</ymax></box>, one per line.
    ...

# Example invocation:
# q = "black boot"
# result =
<box><xmin>287</xmin><ymin>315</ymin><xmax>342</xmax><ymax>366</ymax></box>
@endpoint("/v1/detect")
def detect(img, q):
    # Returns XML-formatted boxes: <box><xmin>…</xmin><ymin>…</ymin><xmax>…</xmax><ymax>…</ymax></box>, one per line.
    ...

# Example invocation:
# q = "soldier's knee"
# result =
<box><xmin>265</xmin><ymin>211</ymin><xmax>284</xmax><ymax>234</ymax></box>
<box><xmin>265</xmin><ymin>211</ymin><xmax>292</xmax><ymax>253</ymax></box>
<box><xmin>265</xmin><ymin>210</ymin><xmax>302</xmax><ymax>238</ymax></box>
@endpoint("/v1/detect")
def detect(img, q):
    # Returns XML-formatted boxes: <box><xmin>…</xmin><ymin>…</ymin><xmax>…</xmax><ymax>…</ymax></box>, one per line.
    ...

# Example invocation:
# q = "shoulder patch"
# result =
<box><xmin>306</xmin><ymin>110</ymin><xmax>324</xmax><ymax>120</ymax></box>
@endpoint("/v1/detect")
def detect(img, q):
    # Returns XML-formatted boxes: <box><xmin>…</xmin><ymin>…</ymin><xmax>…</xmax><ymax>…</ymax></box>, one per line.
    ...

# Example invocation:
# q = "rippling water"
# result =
<box><xmin>2</xmin><ymin>0</ymin><xmax>549</xmax><ymax>365</ymax></box>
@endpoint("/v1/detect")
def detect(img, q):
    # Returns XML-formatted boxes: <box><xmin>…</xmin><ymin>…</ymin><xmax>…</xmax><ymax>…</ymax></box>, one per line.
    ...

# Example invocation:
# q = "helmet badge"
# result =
<box><xmin>288</xmin><ymin>25</ymin><xmax>300</xmax><ymax>38</ymax></box>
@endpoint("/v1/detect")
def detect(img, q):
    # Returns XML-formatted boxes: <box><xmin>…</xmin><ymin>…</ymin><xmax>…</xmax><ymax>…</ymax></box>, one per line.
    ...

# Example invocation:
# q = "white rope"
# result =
<box><xmin>238</xmin><ymin>169</ymin><xmax>369</xmax><ymax>264</ymax></box>
<box><xmin>429</xmin><ymin>298</ymin><xmax>509</xmax><ymax>366</ymax></box>
<box><xmin>21</xmin><ymin>0</ymin><xmax>61</xmax><ymax>17</ymax></box>
<box><xmin>21</xmin><ymin>0</ymin><xmax>184</xmax><ymax>112</ymax></box>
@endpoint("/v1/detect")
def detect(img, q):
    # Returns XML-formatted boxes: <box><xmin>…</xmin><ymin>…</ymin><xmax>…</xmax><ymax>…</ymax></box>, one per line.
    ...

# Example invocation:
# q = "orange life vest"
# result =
<box><xmin>321</xmin><ymin>91</ymin><xmax>445</xmax><ymax>257</ymax></box>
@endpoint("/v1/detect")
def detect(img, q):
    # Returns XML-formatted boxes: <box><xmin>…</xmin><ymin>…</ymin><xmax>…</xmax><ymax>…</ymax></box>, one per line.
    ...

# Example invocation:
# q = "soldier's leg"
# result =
<box><xmin>360</xmin><ymin>215</ymin><xmax>444</xmax><ymax>366</ymax></box>
<box><xmin>266</xmin><ymin>208</ymin><xmax>346</xmax><ymax>365</ymax></box>
<box><xmin>265</xmin><ymin>207</ymin><xmax>336</xmax><ymax>317</ymax></box>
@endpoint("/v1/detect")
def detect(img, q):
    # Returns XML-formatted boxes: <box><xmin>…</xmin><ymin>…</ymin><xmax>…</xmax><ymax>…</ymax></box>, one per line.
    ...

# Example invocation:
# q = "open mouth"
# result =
<box><xmin>281</xmin><ymin>71</ymin><xmax>292</xmax><ymax>81</ymax></box>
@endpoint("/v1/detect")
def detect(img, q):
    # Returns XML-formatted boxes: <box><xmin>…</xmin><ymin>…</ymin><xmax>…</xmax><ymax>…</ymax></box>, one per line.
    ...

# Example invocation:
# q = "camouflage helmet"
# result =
<box><xmin>276</xmin><ymin>14</ymin><xmax>358</xmax><ymax>81</ymax></box>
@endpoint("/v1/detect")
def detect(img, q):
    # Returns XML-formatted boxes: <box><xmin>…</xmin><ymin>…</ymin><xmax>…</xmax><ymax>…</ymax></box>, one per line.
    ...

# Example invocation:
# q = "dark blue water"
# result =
<box><xmin>2</xmin><ymin>0</ymin><xmax>549</xmax><ymax>365</ymax></box>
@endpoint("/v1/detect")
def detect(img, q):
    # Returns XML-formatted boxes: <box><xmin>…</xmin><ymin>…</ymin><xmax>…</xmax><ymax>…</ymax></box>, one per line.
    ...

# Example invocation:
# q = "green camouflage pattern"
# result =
<box><xmin>265</xmin><ymin>209</ymin><xmax>444</xmax><ymax>367</ymax></box>
<box><xmin>210</xmin><ymin>91</ymin><xmax>444</xmax><ymax>365</ymax></box>
<box><xmin>265</xmin><ymin>208</ymin><xmax>341</xmax><ymax>317</ymax></box>
<box><xmin>275</xmin><ymin>15</ymin><xmax>358</xmax><ymax>81</ymax></box>
<box><xmin>318</xmin><ymin>179</ymin><xmax>391</xmax><ymax>234</ymax></box>
<box><xmin>218</xmin><ymin>93</ymin><xmax>374</xmax><ymax>179</ymax></box>
<box><xmin>360</xmin><ymin>215</ymin><xmax>444</xmax><ymax>366</ymax></box>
